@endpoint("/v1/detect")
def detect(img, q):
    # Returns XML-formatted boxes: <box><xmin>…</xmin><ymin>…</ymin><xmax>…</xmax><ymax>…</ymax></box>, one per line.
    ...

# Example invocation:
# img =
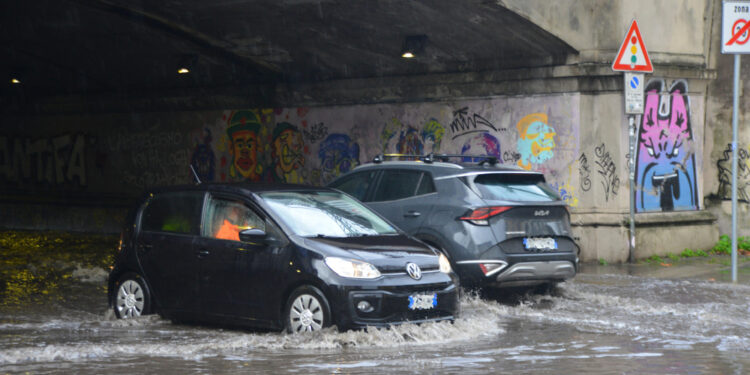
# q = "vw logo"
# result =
<box><xmin>406</xmin><ymin>263</ymin><xmax>422</xmax><ymax>280</ymax></box>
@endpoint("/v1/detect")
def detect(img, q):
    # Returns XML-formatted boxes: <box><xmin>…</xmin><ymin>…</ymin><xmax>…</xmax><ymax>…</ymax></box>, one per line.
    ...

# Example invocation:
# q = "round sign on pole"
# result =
<box><xmin>722</xmin><ymin>1</ymin><xmax>750</xmax><ymax>54</ymax></box>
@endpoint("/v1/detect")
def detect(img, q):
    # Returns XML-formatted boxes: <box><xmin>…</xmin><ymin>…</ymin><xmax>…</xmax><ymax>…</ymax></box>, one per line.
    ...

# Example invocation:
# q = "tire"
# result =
<box><xmin>284</xmin><ymin>285</ymin><xmax>331</xmax><ymax>334</ymax></box>
<box><xmin>113</xmin><ymin>273</ymin><xmax>152</xmax><ymax>319</ymax></box>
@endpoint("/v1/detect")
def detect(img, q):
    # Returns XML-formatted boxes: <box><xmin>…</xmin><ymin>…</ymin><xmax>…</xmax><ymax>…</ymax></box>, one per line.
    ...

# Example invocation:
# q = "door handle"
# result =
<box><xmin>196</xmin><ymin>249</ymin><xmax>210</xmax><ymax>258</ymax></box>
<box><xmin>404</xmin><ymin>211</ymin><xmax>421</xmax><ymax>218</ymax></box>
<box><xmin>138</xmin><ymin>243</ymin><xmax>152</xmax><ymax>253</ymax></box>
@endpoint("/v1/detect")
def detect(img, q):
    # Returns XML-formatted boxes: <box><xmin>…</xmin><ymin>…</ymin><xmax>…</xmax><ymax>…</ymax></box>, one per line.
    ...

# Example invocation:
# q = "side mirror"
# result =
<box><xmin>239</xmin><ymin>228</ymin><xmax>267</xmax><ymax>243</ymax></box>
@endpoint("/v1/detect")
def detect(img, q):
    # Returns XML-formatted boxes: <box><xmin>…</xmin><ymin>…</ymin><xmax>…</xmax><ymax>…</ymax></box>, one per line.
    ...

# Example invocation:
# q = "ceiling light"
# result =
<box><xmin>177</xmin><ymin>68</ymin><xmax>190</xmax><ymax>74</ymax></box>
<box><xmin>11</xmin><ymin>78</ymin><xmax>20</xmax><ymax>84</ymax></box>
<box><xmin>401</xmin><ymin>35</ymin><xmax>427</xmax><ymax>59</ymax></box>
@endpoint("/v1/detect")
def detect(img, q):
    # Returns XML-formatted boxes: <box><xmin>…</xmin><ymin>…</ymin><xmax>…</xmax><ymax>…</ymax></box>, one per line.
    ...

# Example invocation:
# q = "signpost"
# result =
<box><xmin>721</xmin><ymin>1</ymin><xmax>750</xmax><ymax>283</ymax></box>
<box><xmin>613</xmin><ymin>20</ymin><xmax>652</xmax><ymax>263</ymax></box>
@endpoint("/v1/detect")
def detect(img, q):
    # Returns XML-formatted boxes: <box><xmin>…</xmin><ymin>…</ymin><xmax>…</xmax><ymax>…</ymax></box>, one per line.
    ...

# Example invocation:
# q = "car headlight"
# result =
<box><xmin>325</xmin><ymin>257</ymin><xmax>381</xmax><ymax>279</ymax></box>
<box><xmin>438</xmin><ymin>253</ymin><xmax>452</xmax><ymax>273</ymax></box>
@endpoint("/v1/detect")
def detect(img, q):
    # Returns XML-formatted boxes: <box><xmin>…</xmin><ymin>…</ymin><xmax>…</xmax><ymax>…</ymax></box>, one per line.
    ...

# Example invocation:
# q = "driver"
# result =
<box><xmin>215</xmin><ymin>205</ymin><xmax>248</xmax><ymax>241</ymax></box>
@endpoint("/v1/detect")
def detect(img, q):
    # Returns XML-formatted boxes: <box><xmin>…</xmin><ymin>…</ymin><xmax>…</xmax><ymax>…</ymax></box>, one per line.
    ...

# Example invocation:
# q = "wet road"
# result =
<box><xmin>2</xmin><ymin>232</ymin><xmax>750</xmax><ymax>374</ymax></box>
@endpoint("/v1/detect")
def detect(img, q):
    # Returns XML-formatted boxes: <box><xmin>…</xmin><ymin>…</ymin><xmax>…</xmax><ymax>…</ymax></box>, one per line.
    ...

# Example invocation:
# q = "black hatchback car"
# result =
<box><xmin>108</xmin><ymin>183</ymin><xmax>458</xmax><ymax>333</ymax></box>
<box><xmin>328</xmin><ymin>154</ymin><xmax>579</xmax><ymax>290</ymax></box>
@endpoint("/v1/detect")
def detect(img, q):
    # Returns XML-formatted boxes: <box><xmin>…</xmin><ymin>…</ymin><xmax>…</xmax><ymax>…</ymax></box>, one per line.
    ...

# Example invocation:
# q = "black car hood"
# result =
<box><xmin>300</xmin><ymin>235</ymin><xmax>439</xmax><ymax>272</ymax></box>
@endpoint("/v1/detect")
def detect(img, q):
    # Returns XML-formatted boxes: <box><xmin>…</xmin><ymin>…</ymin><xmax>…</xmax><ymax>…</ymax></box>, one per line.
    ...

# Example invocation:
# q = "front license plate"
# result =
<box><xmin>408</xmin><ymin>293</ymin><xmax>437</xmax><ymax>310</ymax></box>
<box><xmin>524</xmin><ymin>237</ymin><xmax>558</xmax><ymax>250</ymax></box>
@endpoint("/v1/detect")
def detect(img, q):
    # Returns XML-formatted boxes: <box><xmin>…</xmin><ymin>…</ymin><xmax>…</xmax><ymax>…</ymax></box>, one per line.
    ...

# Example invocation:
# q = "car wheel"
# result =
<box><xmin>114</xmin><ymin>273</ymin><xmax>151</xmax><ymax>319</ymax></box>
<box><xmin>285</xmin><ymin>285</ymin><xmax>331</xmax><ymax>333</ymax></box>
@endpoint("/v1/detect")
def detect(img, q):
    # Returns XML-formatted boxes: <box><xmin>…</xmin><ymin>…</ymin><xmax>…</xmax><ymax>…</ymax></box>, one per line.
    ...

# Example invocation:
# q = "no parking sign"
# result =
<box><xmin>624</xmin><ymin>72</ymin><xmax>644</xmax><ymax>115</ymax></box>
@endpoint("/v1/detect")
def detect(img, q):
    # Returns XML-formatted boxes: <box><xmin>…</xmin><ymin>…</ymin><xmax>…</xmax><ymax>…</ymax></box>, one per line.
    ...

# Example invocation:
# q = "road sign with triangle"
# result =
<box><xmin>612</xmin><ymin>19</ymin><xmax>653</xmax><ymax>72</ymax></box>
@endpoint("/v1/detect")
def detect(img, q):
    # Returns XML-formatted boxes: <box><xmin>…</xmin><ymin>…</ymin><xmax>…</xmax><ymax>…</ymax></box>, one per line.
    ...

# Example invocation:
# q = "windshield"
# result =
<box><xmin>474</xmin><ymin>173</ymin><xmax>560</xmax><ymax>202</ymax></box>
<box><xmin>258</xmin><ymin>191</ymin><xmax>398</xmax><ymax>237</ymax></box>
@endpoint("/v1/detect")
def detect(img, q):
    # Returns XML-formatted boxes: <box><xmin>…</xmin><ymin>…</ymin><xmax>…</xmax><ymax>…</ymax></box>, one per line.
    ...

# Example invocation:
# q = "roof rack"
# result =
<box><xmin>372</xmin><ymin>153</ymin><xmax>500</xmax><ymax>166</ymax></box>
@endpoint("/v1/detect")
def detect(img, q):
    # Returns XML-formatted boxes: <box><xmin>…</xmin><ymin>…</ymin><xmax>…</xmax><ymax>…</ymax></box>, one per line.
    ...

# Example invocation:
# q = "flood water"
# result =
<box><xmin>2</xmin><ymin>232</ymin><xmax>750</xmax><ymax>374</ymax></box>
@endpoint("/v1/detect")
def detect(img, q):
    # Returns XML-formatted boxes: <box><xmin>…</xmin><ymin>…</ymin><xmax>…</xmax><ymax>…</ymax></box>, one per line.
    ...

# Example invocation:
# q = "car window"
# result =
<box><xmin>259</xmin><ymin>190</ymin><xmax>398</xmax><ymax>237</ymax></box>
<box><xmin>372</xmin><ymin>170</ymin><xmax>422</xmax><ymax>202</ymax></box>
<box><xmin>204</xmin><ymin>197</ymin><xmax>265</xmax><ymax>241</ymax></box>
<box><xmin>415</xmin><ymin>173</ymin><xmax>436</xmax><ymax>196</ymax></box>
<box><xmin>140</xmin><ymin>191</ymin><xmax>204</xmax><ymax>235</ymax></box>
<box><xmin>329</xmin><ymin>170</ymin><xmax>377</xmax><ymax>201</ymax></box>
<box><xmin>473</xmin><ymin>173</ymin><xmax>560</xmax><ymax>202</ymax></box>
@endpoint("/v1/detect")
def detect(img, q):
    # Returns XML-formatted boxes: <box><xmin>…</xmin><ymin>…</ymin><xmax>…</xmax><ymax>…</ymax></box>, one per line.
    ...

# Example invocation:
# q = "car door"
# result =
<box><xmin>136</xmin><ymin>191</ymin><xmax>204</xmax><ymax>315</ymax></box>
<box><xmin>195</xmin><ymin>193</ymin><xmax>277</xmax><ymax>322</ymax></box>
<box><xmin>366</xmin><ymin>169</ymin><xmax>437</xmax><ymax>235</ymax></box>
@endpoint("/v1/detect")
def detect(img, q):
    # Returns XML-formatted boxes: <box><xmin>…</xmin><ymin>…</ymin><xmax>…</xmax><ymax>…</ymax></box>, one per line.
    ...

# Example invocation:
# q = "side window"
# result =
<box><xmin>141</xmin><ymin>191</ymin><xmax>203</xmax><ymax>235</ymax></box>
<box><xmin>329</xmin><ymin>171</ymin><xmax>377</xmax><ymax>202</ymax></box>
<box><xmin>416</xmin><ymin>173</ymin><xmax>436</xmax><ymax>196</ymax></box>
<box><xmin>205</xmin><ymin>197</ymin><xmax>265</xmax><ymax>242</ymax></box>
<box><xmin>372</xmin><ymin>170</ymin><xmax>422</xmax><ymax>202</ymax></box>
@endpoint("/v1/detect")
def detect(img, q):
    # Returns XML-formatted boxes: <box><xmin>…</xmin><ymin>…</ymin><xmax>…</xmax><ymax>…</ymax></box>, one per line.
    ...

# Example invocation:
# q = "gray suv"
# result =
<box><xmin>327</xmin><ymin>154</ymin><xmax>579</xmax><ymax>289</ymax></box>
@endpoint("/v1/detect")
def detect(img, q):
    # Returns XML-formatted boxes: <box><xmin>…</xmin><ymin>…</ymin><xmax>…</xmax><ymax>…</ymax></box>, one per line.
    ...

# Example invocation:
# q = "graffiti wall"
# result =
<box><xmin>173</xmin><ymin>96</ymin><xmax>582</xmax><ymax>201</ymax></box>
<box><xmin>634</xmin><ymin>79</ymin><xmax>700</xmax><ymax>212</ymax></box>
<box><xmin>1</xmin><ymin>87</ymin><xmax>708</xmax><ymax>217</ymax></box>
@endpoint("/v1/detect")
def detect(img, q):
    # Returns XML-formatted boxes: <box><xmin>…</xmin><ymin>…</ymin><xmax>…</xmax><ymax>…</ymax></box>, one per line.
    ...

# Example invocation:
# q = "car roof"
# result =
<box><xmin>147</xmin><ymin>182</ymin><xmax>336</xmax><ymax>195</ymax></box>
<box><xmin>348</xmin><ymin>160</ymin><xmax>543</xmax><ymax>179</ymax></box>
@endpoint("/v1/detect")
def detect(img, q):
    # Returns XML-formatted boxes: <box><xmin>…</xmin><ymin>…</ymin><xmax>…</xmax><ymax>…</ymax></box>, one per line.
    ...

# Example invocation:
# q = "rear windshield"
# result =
<box><xmin>473</xmin><ymin>173</ymin><xmax>560</xmax><ymax>202</ymax></box>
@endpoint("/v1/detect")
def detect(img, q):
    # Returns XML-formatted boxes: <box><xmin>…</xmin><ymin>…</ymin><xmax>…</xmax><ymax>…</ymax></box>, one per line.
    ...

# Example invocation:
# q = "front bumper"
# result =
<box><xmin>326</xmin><ymin>271</ymin><xmax>460</xmax><ymax>330</ymax></box>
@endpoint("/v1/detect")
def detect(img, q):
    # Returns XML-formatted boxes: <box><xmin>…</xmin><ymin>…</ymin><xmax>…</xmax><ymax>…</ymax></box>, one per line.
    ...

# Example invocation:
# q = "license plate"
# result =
<box><xmin>524</xmin><ymin>237</ymin><xmax>558</xmax><ymax>250</ymax></box>
<box><xmin>408</xmin><ymin>293</ymin><xmax>437</xmax><ymax>310</ymax></box>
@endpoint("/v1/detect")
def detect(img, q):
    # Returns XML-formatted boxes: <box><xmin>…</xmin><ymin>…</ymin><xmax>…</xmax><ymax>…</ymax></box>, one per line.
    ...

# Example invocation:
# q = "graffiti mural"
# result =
<box><xmin>0</xmin><ymin>134</ymin><xmax>87</xmax><ymax>186</ymax></box>
<box><xmin>460</xmin><ymin>133</ymin><xmax>501</xmax><ymax>162</ymax></box>
<box><xmin>190</xmin><ymin>128</ymin><xmax>216</xmax><ymax>182</ymax></box>
<box><xmin>634</xmin><ymin>79</ymin><xmax>698</xmax><ymax>212</ymax></box>
<box><xmin>717</xmin><ymin>143</ymin><xmax>750</xmax><ymax>202</ymax></box>
<box><xmin>225</xmin><ymin>110</ymin><xmax>270</xmax><ymax>182</ymax></box>
<box><xmin>516</xmin><ymin>113</ymin><xmax>556</xmax><ymax>170</ymax></box>
<box><xmin>271</xmin><ymin>122</ymin><xmax>305</xmax><ymax>183</ymax></box>
<box><xmin>316</xmin><ymin>134</ymin><xmax>360</xmax><ymax>184</ymax></box>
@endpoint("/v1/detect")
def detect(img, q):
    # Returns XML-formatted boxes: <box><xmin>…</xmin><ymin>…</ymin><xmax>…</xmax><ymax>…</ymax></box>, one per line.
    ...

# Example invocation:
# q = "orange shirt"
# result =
<box><xmin>215</xmin><ymin>219</ymin><xmax>240</xmax><ymax>241</ymax></box>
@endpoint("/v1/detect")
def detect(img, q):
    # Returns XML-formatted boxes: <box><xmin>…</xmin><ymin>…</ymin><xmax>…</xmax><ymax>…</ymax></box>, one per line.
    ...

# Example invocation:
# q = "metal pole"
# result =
<box><xmin>629</xmin><ymin>115</ymin><xmax>636</xmax><ymax>263</ymax></box>
<box><xmin>731</xmin><ymin>54</ymin><xmax>741</xmax><ymax>283</ymax></box>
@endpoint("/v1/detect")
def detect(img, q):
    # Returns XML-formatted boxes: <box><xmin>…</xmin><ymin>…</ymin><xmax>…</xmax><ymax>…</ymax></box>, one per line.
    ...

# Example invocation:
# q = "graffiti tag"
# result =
<box><xmin>0</xmin><ymin>134</ymin><xmax>87</xmax><ymax>186</ymax></box>
<box><xmin>717</xmin><ymin>143</ymin><xmax>750</xmax><ymax>202</ymax></box>
<box><xmin>594</xmin><ymin>143</ymin><xmax>619</xmax><ymax>201</ymax></box>
<box><xmin>449</xmin><ymin>107</ymin><xmax>497</xmax><ymax>140</ymax></box>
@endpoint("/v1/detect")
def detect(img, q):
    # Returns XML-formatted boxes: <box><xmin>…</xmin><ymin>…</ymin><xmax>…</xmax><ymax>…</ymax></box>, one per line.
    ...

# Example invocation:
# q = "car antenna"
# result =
<box><xmin>189</xmin><ymin>165</ymin><xmax>202</xmax><ymax>185</ymax></box>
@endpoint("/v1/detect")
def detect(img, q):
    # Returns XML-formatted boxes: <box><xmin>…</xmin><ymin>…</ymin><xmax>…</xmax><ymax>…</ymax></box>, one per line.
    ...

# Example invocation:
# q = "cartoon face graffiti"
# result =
<box><xmin>635</xmin><ymin>79</ymin><xmax>698</xmax><ymax>212</ymax></box>
<box><xmin>272</xmin><ymin>122</ymin><xmax>305</xmax><ymax>183</ymax></box>
<box><xmin>227</xmin><ymin>111</ymin><xmax>263</xmax><ymax>181</ymax></box>
<box><xmin>460</xmin><ymin>132</ymin><xmax>501</xmax><ymax>163</ymax></box>
<box><xmin>516</xmin><ymin>113</ymin><xmax>556</xmax><ymax>170</ymax></box>
<box><xmin>318</xmin><ymin>134</ymin><xmax>359</xmax><ymax>182</ymax></box>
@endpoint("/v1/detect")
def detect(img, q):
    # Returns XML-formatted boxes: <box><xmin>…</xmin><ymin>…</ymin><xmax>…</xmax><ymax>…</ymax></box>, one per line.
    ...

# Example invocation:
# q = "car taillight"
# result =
<box><xmin>459</xmin><ymin>206</ymin><xmax>512</xmax><ymax>225</ymax></box>
<box><xmin>117</xmin><ymin>233</ymin><xmax>124</xmax><ymax>252</ymax></box>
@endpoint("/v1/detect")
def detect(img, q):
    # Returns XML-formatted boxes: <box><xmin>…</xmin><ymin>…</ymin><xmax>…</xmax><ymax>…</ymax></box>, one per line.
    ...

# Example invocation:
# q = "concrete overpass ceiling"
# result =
<box><xmin>1</xmin><ymin>0</ymin><xmax>577</xmax><ymax>105</ymax></box>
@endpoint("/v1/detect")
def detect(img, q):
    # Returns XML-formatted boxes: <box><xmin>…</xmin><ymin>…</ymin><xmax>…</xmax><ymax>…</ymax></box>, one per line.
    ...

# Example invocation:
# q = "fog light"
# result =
<box><xmin>357</xmin><ymin>300</ymin><xmax>374</xmax><ymax>313</ymax></box>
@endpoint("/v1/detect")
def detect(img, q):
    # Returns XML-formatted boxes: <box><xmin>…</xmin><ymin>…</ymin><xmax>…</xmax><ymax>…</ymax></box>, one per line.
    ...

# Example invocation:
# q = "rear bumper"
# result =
<box><xmin>455</xmin><ymin>252</ymin><xmax>578</xmax><ymax>288</ymax></box>
<box><xmin>493</xmin><ymin>260</ymin><xmax>575</xmax><ymax>286</ymax></box>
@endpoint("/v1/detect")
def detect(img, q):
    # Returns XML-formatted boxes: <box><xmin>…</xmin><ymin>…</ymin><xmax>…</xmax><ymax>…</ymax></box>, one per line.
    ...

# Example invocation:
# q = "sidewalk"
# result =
<box><xmin>579</xmin><ymin>254</ymin><xmax>750</xmax><ymax>284</ymax></box>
